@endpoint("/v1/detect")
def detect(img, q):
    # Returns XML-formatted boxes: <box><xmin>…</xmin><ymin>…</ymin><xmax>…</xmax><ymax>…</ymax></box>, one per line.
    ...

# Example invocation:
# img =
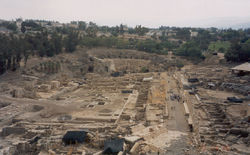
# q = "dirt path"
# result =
<box><xmin>166</xmin><ymin>75</ymin><xmax>188</xmax><ymax>132</ymax></box>
<box><xmin>164</xmin><ymin>74</ymin><xmax>198</xmax><ymax>155</ymax></box>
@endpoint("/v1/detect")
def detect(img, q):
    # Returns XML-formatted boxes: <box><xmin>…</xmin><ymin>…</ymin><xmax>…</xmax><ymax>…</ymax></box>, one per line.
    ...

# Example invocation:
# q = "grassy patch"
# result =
<box><xmin>208</xmin><ymin>41</ymin><xmax>231</xmax><ymax>53</ymax></box>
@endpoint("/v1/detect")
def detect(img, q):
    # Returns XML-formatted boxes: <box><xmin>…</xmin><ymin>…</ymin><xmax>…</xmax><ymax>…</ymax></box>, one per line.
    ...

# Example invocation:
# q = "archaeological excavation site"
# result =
<box><xmin>0</xmin><ymin>48</ymin><xmax>249</xmax><ymax>155</ymax></box>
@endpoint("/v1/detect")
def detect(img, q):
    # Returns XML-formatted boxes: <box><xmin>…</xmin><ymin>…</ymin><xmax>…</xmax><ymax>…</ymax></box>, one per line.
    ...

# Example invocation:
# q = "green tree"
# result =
<box><xmin>6</xmin><ymin>22</ymin><xmax>17</xmax><ymax>31</ymax></box>
<box><xmin>65</xmin><ymin>30</ymin><xmax>79</xmax><ymax>52</ymax></box>
<box><xmin>21</xmin><ymin>24</ymin><xmax>26</xmax><ymax>33</ymax></box>
<box><xmin>135</xmin><ymin>25</ymin><xmax>149</xmax><ymax>36</ymax></box>
<box><xmin>176</xmin><ymin>28</ymin><xmax>191</xmax><ymax>40</ymax></box>
<box><xmin>225</xmin><ymin>40</ymin><xmax>250</xmax><ymax>62</ymax></box>
<box><xmin>78</xmin><ymin>21</ymin><xmax>87</xmax><ymax>30</ymax></box>
<box><xmin>0</xmin><ymin>21</ymin><xmax>17</xmax><ymax>31</ymax></box>
<box><xmin>0</xmin><ymin>34</ymin><xmax>9</xmax><ymax>74</ymax></box>
<box><xmin>86</xmin><ymin>26</ymin><xmax>97</xmax><ymax>37</ymax></box>
<box><xmin>111</xmin><ymin>26</ymin><xmax>119</xmax><ymax>37</ymax></box>
<box><xmin>51</xmin><ymin>32</ymin><xmax>63</xmax><ymax>54</ymax></box>
<box><xmin>193</xmin><ymin>30</ymin><xmax>213</xmax><ymax>50</ymax></box>
<box><xmin>119</xmin><ymin>24</ymin><xmax>124</xmax><ymax>34</ymax></box>
<box><xmin>128</xmin><ymin>28</ymin><xmax>136</xmax><ymax>34</ymax></box>
<box><xmin>175</xmin><ymin>41</ymin><xmax>203</xmax><ymax>59</ymax></box>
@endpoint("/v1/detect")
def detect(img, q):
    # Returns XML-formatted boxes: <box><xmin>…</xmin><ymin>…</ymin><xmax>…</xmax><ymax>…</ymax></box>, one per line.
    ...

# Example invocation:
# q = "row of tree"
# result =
<box><xmin>79</xmin><ymin>36</ymin><xmax>177</xmax><ymax>54</ymax></box>
<box><xmin>0</xmin><ymin>29</ymin><xmax>79</xmax><ymax>75</ymax></box>
<box><xmin>0</xmin><ymin>27</ymin><xmax>178</xmax><ymax>75</ymax></box>
<box><xmin>0</xmin><ymin>34</ymin><xmax>22</xmax><ymax>74</ymax></box>
<box><xmin>1</xmin><ymin>21</ymin><xmax>250</xmax><ymax>75</ymax></box>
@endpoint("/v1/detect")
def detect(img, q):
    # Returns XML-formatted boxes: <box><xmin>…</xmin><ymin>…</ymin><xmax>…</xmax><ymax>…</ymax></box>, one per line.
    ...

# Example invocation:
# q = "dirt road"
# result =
<box><xmin>164</xmin><ymin>74</ymin><xmax>198</xmax><ymax>155</ymax></box>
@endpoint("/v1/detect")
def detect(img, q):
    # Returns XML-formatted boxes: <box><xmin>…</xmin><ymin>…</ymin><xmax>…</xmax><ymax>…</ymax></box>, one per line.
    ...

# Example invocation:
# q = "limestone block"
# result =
<box><xmin>39</xmin><ymin>84</ymin><xmax>51</xmax><ymax>92</ymax></box>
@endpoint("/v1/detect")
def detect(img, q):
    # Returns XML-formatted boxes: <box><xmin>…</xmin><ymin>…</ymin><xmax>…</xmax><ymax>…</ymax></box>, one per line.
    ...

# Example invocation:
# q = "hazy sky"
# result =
<box><xmin>1</xmin><ymin>0</ymin><xmax>250</xmax><ymax>28</ymax></box>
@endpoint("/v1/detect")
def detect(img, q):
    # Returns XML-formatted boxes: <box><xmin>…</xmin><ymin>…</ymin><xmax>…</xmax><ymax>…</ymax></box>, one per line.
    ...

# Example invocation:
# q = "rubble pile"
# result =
<box><xmin>198</xmin><ymin>102</ymin><xmax>250</xmax><ymax>154</ymax></box>
<box><xmin>221</xmin><ymin>82</ymin><xmax>250</xmax><ymax>96</ymax></box>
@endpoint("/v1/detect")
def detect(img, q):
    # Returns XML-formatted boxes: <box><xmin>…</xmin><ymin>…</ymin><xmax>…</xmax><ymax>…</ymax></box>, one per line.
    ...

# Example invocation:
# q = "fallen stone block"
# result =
<box><xmin>50</xmin><ymin>81</ymin><xmax>60</xmax><ymax>89</ymax></box>
<box><xmin>183</xmin><ymin>102</ymin><xmax>190</xmax><ymax>116</ymax></box>
<box><xmin>121</xmin><ymin>114</ymin><xmax>131</xmax><ymax>120</ymax></box>
<box><xmin>143</xmin><ymin>77</ymin><xmax>153</xmax><ymax>82</ymax></box>
<box><xmin>11</xmin><ymin>88</ymin><xmax>24</xmax><ymax>98</ymax></box>
<box><xmin>39</xmin><ymin>84</ymin><xmax>51</xmax><ymax>92</ymax></box>
<box><xmin>124</xmin><ymin>136</ymin><xmax>142</xmax><ymax>144</ymax></box>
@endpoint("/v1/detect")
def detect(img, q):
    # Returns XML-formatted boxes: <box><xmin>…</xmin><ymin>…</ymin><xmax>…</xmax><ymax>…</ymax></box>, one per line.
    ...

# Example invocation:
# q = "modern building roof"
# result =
<box><xmin>231</xmin><ymin>62</ymin><xmax>250</xmax><ymax>72</ymax></box>
<box><xmin>103</xmin><ymin>138</ymin><xmax>124</xmax><ymax>154</ymax></box>
<box><xmin>62</xmin><ymin>131</ymin><xmax>87</xmax><ymax>145</ymax></box>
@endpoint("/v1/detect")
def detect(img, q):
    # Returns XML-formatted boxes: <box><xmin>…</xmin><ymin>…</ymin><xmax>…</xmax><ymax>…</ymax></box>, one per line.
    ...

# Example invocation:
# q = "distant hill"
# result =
<box><xmin>209</xmin><ymin>17</ymin><xmax>250</xmax><ymax>29</ymax></box>
<box><xmin>181</xmin><ymin>17</ymin><xmax>250</xmax><ymax>29</ymax></box>
<box><xmin>229</xmin><ymin>22</ymin><xmax>250</xmax><ymax>29</ymax></box>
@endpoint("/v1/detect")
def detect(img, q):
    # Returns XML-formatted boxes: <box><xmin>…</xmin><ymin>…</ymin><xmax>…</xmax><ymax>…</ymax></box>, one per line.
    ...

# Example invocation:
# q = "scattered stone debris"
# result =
<box><xmin>170</xmin><ymin>94</ymin><xmax>180</xmax><ymax>101</ymax></box>
<box><xmin>50</xmin><ymin>81</ymin><xmax>60</xmax><ymax>89</ymax></box>
<box><xmin>11</xmin><ymin>88</ymin><xmax>24</xmax><ymax>98</ymax></box>
<box><xmin>29</xmin><ymin>136</ymin><xmax>41</xmax><ymax>144</ymax></box>
<box><xmin>98</xmin><ymin>101</ymin><xmax>105</xmax><ymax>105</ymax></box>
<box><xmin>0</xmin><ymin>102</ymin><xmax>11</xmax><ymax>109</ymax></box>
<box><xmin>38</xmin><ymin>84</ymin><xmax>51</xmax><ymax>92</ymax></box>
<box><xmin>207</xmin><ymin>82</ymin><xmax>216</xmax><ymax>89</ymax></box>
<box><xmin>221</xmin><ymin>82</ymin><xmax>250</xmax><ymax>95</ymax></box>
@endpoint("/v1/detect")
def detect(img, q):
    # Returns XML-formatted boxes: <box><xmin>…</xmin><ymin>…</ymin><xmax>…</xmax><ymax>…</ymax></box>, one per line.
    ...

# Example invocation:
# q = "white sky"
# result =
<box><xmin>1</xmin><ymin>0</ymin><xmax>250</xmax><ymax>28</ymax></box>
